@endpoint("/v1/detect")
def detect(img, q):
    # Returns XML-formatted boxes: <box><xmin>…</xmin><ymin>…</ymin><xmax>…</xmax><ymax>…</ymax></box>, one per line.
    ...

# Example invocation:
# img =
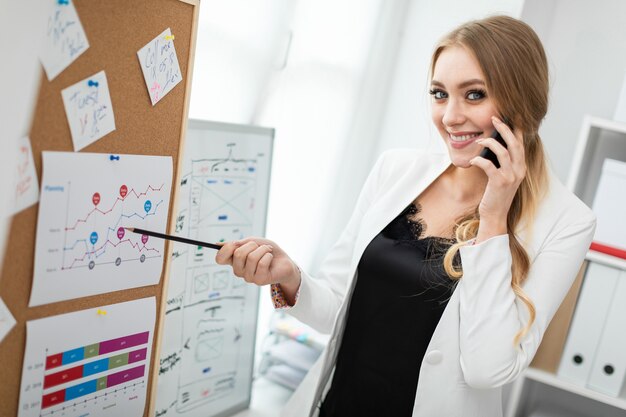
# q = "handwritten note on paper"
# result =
<box><xmin>61</xmin><ymin>70</ymin><xmax>116</xmax><ymax>151</ymax></box>
<box><xmin>137</xmin><ymin>28</ymin><xmax>183</xmax><ymax>105</ymax></box>
<box><xmin>0</xmin><ymin>297</ymin><xmax>16</xmax><ymax>343</ymax></box>
<box><xmin>40</xmin><ymin>0</ymin><xmax>90</xmax><ymax>81</ymax></box>
<box><xmin>13</xmin><ymin>136</ymin><xmax>40</xmax><ymax>214</ymax></box>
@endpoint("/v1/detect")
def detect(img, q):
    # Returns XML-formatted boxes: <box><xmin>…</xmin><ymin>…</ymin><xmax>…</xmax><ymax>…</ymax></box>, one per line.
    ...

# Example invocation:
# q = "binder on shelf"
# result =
<box><xmin>586</xmin><ymin>269</ymin><xmax>626</xmax><ymax>397</ymax></box>
<box><xmin>558</xmin><ymin>262</ymin><xmax>621</xmax><ymax>386</ymax></box>
<box><xmin>590</xmin><ymin>241</ymin><xmax>626</xmax><ymax>260</ymax></box>
<box><xmin>530</xmin><ymin>262</ymin><xmax>586</xmax><ymax>373</ymax></box>
<box><xmin>590</xmin><ymin>158</ymin><xmax>626</xmax><ymax>260</ymax></box>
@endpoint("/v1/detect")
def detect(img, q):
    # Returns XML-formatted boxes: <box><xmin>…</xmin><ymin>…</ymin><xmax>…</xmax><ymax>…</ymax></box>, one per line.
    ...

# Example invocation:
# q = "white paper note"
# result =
<box><xmin>13</xmin><ymin>136</ymin><xmax>40</xmax><ymax>214</ymax></box>
<box><xmin>18</xmin><ymin>297</ymin><xmax>156</xmax><ymax>417</ymax></box>
<box><xmin>30</xmin><ymin>152</ymin><xmax>172</xmax><ymax>306</ymax></box>
<box><xmin>61</xmin><ymin>71</ymin><xmax>116</xmax><ymax>151</ymax></box>
<box><xmin>137</xmin><ymin>28</ymin><xmax>183</xmax><ymax>105</ymax></box>
<box><xmin>0</xmin><ymin>297</ymin><xmax>16</xmax><ymax>343</ymax></box>
<box><xmin>40</xmin><ymin>0</ymin><xmax>90</xmax><ymax>80</ymax></box>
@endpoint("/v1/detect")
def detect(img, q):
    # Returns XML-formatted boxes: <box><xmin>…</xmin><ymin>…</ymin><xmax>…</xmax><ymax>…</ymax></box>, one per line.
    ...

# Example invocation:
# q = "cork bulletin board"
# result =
<box><xmin>0</xmin><ymin>0</ymin><xmax>199</xmax><ymax>416</ymax></box>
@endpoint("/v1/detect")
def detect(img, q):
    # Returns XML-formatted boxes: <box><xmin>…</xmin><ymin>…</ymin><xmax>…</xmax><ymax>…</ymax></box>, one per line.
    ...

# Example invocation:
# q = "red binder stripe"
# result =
<box><xmin>590</xmin><ymin>241</ymin><xmax>626</xmax><ymax>260</ymax></box>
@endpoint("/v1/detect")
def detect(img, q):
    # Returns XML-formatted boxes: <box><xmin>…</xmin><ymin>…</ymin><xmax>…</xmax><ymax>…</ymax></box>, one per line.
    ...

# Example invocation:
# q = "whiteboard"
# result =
<box><xmin>155</xmin><ymin>119</ymin><xmax>274</xmax><ymax>417</ymax></box>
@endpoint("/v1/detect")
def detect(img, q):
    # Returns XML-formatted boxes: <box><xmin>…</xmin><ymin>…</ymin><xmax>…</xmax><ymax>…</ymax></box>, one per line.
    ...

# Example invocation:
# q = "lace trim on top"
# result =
<box><xmin>404</xmin><ymin>202</ymin><xmax>456</xmax><ymax>242</ymax></box>
<box><xmin>378</xmin><ymin>201</ymin><xmax>458</xmax><ymax>266</ymax></box>
<box><xmin>405</xmin><ymin>201</ymin><xmax>426</xmax><ymax>239</ymax></box>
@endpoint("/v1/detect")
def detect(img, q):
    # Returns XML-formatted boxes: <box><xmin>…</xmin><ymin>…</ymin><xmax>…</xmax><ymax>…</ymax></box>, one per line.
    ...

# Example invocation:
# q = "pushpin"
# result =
<box><xmin>96</xmin><ymin>309</ymin><xmax>107</xmax><ymax>316</ymax></box>
<box><xmin>87</xmin><ymin>80</ymin><xmax>99</xmax><ymax>88</ymax></box>
<box><xmin>164</xmin><ymin>35</ymin><xmax>175</xmax><ymax>41</ymax></box>
<box><xmin>109</xmin><ymin>155</ymin><xmax>120</xmax><ymax>161</ymax></box>
<box><xmin>58</xmin><ymin>0</ymin><xmax>69</xmax><ymax>5</ymax></box>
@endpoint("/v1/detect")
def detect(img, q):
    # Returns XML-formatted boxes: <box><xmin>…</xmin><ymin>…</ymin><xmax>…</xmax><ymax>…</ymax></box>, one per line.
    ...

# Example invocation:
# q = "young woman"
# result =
<box><xmin>216</xmin><ymin>15</ymin><xmax>596</xmax><ymax>417</ymax></box>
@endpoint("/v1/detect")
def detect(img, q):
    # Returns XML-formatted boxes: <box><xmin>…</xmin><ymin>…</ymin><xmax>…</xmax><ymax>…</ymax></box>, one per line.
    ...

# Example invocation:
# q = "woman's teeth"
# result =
<box><xmin>450</xmin><ymin>133</ymin><xmax>481</xmax><ymax>142</ymax></box>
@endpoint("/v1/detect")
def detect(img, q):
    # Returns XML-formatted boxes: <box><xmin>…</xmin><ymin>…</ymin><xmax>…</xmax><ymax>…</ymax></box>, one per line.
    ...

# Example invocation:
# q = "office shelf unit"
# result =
<box><xmin>505</xmin><ymin>115</ymin><xmax>626</xmax><ymax>417</ymax></box>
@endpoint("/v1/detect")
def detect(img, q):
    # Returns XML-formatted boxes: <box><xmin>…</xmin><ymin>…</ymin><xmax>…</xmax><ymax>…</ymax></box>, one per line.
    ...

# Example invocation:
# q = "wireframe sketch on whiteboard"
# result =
<box><xmin>155</xmin><ymin>121</ymin><xmax>273</xmax><ymax>417</ymax></box>
<box><xmin>30</xmin><ymin>152</ymin><xmax>173</xmax><ymax>306</ymax></box>
<box><xmin>17</xmin><ymin>297</ymin><xmax>156</xmax><ymax>417</ymax></box>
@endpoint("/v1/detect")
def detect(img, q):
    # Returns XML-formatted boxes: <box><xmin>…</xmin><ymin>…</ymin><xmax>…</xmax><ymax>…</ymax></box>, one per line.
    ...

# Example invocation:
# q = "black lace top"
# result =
<box><xmin>319</xmin><ymin>203</ymin><xmax>459</xmax><ymax>417</ymax></box>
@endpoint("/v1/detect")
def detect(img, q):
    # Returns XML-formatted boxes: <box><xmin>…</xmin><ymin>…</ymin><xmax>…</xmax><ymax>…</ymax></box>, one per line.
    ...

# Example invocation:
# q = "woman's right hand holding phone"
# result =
<box><xmin>215</xmin><ymin>238</ymin><xmax>302</xmax><ymax>300</ymax></box>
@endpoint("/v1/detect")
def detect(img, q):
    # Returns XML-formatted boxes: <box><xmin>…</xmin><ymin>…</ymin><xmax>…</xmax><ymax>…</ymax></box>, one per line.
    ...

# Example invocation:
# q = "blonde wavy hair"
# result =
<box><xmin>432</xmin><ymin>16</ymin><xmax>550</xmax><ymax>345</ymax></box>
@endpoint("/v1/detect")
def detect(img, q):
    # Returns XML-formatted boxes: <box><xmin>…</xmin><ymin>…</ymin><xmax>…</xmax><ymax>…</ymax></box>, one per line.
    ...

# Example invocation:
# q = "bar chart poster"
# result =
<box><xmin>30</xmin><ymin>152</ymin><xmax>173</xmax><ymax>306</ymax></box>
<box><xmin>18</xmin><ymin>297</ymin><xmax>156</xmax><ymax>417</ymax></box>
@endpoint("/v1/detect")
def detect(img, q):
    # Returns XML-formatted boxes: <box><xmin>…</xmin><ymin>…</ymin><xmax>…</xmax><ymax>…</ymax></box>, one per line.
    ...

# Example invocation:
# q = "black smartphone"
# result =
<box><xmin>479</xmin><ymin>130</ymin><xmax>507</xmax><ymax>169</ymax></box>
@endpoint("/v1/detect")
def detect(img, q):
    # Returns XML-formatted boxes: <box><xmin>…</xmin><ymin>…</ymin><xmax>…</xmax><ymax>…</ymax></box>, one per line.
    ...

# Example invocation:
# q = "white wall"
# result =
<box><xmin>374</xmin><ymin>0</ymin><xmax>524</xmax><ymax>157</ymax></box>
<box><xmin>522</xmin><ymin>0</ymin><xmax>626</xmax><ymax>181</ymax></box>
<box><xmin>188</xmin><ymin>0</ymin><xmax>295</xmax><ymax>124</ymax></box>
<box><xmin>0</xmin><ymin>0</ymin><xmax>46</xmax><ymax>267</ymax></box>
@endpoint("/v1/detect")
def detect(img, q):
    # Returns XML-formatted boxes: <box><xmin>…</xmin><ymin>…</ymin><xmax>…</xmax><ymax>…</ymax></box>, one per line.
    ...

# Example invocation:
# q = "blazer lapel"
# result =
<box><xmin>350</xmin><ymin>152</ymin><xmax>452</xmax><ymax>272</ymax></box>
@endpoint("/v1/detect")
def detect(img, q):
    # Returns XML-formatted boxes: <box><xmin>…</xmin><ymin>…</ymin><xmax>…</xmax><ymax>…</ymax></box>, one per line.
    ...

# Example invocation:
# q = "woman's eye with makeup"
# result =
<box><xmin>429</xmin><ymin>89</ymin><xmax>448</xmax><ymax>100</ymax></box>
<box><xmin>466</xmin><ymin>89</ymin><xmax>486</xmax><ymax>100</ymax></box>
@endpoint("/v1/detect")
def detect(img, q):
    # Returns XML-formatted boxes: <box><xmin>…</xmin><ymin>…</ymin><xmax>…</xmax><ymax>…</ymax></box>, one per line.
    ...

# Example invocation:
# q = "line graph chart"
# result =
<box><xmin>30</xmin><ymin>152</ymin><xmax>173</xmax><ymax>307</ymax></box>
<box><xmin>61</xmin><ymin>183</ymin><xmax>164</xmax><ymax>270</ymax></box>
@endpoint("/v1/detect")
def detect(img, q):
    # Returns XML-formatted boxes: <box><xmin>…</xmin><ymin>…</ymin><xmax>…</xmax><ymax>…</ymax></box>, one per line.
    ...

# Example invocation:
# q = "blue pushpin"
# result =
<box><xmin>109</xmin><ymin>155</ymin><xmax>120</xmax><ymax>161</ymax></box>
<box><xmin>58</xmin><ymin>0</ymin><xmax>69</xmax><ymax>5</ymax></box>
<box><xmin>88</xmin><ymin>80</ymin><xmax>99</xmax><ymax>88</ymax></box>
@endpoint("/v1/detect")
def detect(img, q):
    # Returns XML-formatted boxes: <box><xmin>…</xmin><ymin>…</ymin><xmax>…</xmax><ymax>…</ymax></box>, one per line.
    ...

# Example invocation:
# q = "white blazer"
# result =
<box><xmin>280</xmin><ymin>149</ymin><xmax>596</xmax><ymax>417</ymax></box>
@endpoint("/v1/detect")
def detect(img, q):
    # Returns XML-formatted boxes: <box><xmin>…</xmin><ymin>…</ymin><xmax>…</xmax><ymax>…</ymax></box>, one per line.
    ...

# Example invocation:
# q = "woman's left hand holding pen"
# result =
<box><xmin>215</xmin><ymin>237</ymin><xmax>302</xmax><ymax>294</ymax></box>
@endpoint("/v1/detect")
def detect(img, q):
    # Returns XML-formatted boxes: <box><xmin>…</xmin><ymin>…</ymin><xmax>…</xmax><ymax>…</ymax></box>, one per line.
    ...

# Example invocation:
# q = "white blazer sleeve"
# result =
<box><xmin>283</xmin><ymin>151</ymin><xmax>390</xmax><ymax>334</ymax></box>
<box><xmin>457</xmin><ymin>215</ymin><xmax>596</xmax><ymax>388</ymax></box>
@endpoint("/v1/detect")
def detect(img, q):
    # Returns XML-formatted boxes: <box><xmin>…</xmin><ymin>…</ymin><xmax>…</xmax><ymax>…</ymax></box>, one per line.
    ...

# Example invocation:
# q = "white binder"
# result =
<box><xmin>586</xmin><ymin>269</ymin><xmax>626</xmax><ymax>396</ymax></box>
<box><xmin>558</xmin><ymin>262</ymin><xmax>621</xmax><ymax>386</ymax></box>
<box><xmin>592</xmin><ymin>158</ymin><xmax>626</xmax><ymax>254</ymax></box>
